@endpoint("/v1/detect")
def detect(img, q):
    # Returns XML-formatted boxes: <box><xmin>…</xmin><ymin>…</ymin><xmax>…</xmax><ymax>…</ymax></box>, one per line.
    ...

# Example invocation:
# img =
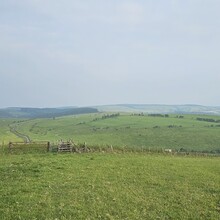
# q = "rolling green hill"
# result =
<box><xmin>1</xmin><ymin>104</ymin><xmax>220</xmax><ymax>119</ymax></box>
<box><xmin>0</xmin><ymin>107</ymin><xmax>98</xmax><ymax>118</ymax></box>
<box><xmin>1</xmin><ymin>113</ymin><xmax>220</xmax><ymax>153</ymax></box>
<box><xmin>1</xmin><ymin>113</ymin><xmax>219</xmax><ymax>219</ymax></box>
<box><xmin>96</xmin><ymin>104</ymin><xmax>220</xmax><ymax>115</ymax></box>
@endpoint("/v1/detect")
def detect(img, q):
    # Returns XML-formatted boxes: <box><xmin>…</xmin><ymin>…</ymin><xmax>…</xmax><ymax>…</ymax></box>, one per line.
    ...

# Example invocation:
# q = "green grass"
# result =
<box><xmin>1</xmin><ymin>114</ymin><xmax>219</xmax><ymax>219</ymax></box>
<box><xmin>0</xmin><ymin>119</ymin><xmax>22</xmax><ymax>144</ymax></box>
<box><xmin>0</xmin><ymin>153</ymin><xmax>219</xmax><ymax>219</ymax></box>
<box><xmin>1</xmin><ymin>113</ymin><xmax>220</xmax><ymax>152</ymax></box>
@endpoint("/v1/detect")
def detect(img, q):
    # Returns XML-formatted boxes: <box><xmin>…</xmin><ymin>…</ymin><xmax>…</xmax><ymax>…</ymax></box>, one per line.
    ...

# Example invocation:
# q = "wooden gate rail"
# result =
<box><xmin>9</xmin><ymin>141</ymin><xmax>50</xmax><ymax>152</ymax></box>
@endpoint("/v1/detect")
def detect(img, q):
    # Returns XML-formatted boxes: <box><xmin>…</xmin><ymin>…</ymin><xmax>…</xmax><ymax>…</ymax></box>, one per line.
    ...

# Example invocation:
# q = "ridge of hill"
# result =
<box><xmin>96</xmin><ymin>104</ymin><xmax>220</xmax><ymax>115</ymax></box>
<box><xmin>0</xmin><ymin>107</ymin><xmax>98</xmax><ymax>118</ymax></box>
<box><xmin>1</xmin><ymin>104</ymin><xmax>220</xmax><ymax>118</ymax></box>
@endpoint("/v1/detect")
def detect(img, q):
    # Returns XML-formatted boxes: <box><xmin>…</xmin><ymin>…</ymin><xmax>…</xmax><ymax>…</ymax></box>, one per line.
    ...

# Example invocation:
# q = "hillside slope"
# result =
<box><xmin>96</xmin><ymin>104</ymin><xmax>220</xmax><ymax>115</ymax></box>
<box><xmin>4</xmin><ymin>113</ymin><xmax>220</xmax><ymax>153</ymax></box>
<box><xmin>0</xmin><ymin>107</ymin><xmax>98</xmax><ymax>118</ymax></box>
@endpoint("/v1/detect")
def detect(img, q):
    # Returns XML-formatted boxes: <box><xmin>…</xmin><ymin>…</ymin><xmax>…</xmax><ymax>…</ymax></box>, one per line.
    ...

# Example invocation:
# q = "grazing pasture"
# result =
<box><xmin>0</xmin><ymin>152</ymin><xmax>219</xmax><ymax>219</ymax></box>
<box><xmin>0</xmin><ymin>114</ymin><xmax>219</xmax><ymax>219</ymax></box>
<box><xmin>1</xmin><ymin>113</ymin><xmax>220</xmax><ymax>153</ymax></box>
<box><xmin>0</xmin><ymin>119</ymin><xmax>21</xmax><ymax>144</ymax></box>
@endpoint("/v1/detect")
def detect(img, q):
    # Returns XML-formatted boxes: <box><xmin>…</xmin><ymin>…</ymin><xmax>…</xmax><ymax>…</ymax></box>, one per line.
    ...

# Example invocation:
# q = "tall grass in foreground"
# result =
<box><xmin>0</xmin><ymin>153</ymin><xmax>219</xmax><ymax>219</ymax></box>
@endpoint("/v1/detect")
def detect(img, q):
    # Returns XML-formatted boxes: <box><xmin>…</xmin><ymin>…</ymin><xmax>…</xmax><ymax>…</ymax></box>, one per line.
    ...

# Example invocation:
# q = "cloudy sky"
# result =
<box><xmin>0</xmin><ymin>0</ymin><xmax>220</xmax><ymax>107</ymax></box>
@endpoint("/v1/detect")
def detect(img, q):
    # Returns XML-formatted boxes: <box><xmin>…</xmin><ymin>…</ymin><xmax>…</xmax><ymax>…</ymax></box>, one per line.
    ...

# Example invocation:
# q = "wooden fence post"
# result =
<box><xmin>9</xmin><ymin>142</ymin><xmax>12</xmax><ymax>152</ymax></box>
<box><xmin>110</xmin><ymin>145</ymin><xmax>113</xmax><ymax>152</ymax></box>
<box><xmin>47</xmin><ymin>142</ymin><xmax>50</xmax><ymax>152</ymax></box>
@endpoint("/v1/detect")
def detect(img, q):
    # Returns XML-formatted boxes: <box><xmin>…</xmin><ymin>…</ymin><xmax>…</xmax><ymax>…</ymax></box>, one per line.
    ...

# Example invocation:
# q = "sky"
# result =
<box><xmin>0</xmin><ymin>0</ymin><xmax>220</xmax><ymax>108</ymax></box>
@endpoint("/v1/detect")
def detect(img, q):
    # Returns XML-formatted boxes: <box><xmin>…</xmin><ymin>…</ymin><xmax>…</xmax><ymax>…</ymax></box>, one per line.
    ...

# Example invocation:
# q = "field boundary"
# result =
<box><xmin>8</xmin><ymin>141</ymin><xmax>50</xmax><ymax>154</ymax></box>
<box><xmin>2</xmin><ymin>142</ymin><xmax>219</xmax><ymax>157</ymax></box>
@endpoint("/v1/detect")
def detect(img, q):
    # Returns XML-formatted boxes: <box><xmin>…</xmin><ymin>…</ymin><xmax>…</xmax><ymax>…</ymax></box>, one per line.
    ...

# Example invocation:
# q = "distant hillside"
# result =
<box><xmin>96</xmin><ymin>104</ymin><xmax>220</xmax><ymax>115</ymax></box>
<box><xmin>0</xmin><ymin>107</ymin><xmax>98</xmax><ymax>118</ymax></box>
<box><xmin>1</xmin><ymin>104</ymin><xmax>220</xmax><ymax>118</ymax></box>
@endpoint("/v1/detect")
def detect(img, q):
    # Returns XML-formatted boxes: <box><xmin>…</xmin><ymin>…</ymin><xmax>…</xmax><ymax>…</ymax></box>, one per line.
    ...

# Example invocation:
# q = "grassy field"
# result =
<box><xmin>1</xmin><ymin>113</ymin><xmax>220</xmax><ymax>153</ymax></box>
<box><xmin>0</xmin><ymin>119</ymin><xmax>22</xmax><ymax>144</ymax></box>
<box><xmin>0</xmin><ymin>152</ymin><xmax>219</xmax><ymax>219</ymax></box>
<box><xmin>0</xmin><ymin>114</ymin><xmax>219</xmax><ymax>219</ymax></box>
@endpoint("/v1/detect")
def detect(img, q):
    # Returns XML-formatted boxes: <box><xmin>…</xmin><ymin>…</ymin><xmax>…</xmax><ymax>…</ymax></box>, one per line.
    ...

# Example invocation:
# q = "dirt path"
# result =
<box><xmin>9</xmin><ymin>125</ymin><xmax>31</xmax><ymax>143</ymax></box>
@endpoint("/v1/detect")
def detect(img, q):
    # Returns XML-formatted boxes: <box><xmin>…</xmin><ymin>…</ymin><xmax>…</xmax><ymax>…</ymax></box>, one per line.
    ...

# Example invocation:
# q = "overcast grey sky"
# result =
<box><xmin>0</xmin><ymin>0</ymin><xmax>220</xmax><ymax>107</ymax></box>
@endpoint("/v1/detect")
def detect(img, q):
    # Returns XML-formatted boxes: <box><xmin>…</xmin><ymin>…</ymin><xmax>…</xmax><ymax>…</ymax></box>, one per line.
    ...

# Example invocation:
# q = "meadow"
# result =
<box><xmin>0</xmin><ymin>113</ymin><xmax>220</xmax><ymax>219</ymax></box>
<box><xmin>0</xmin><ymin>152</ymin><xmax>219</xmax><ymax>219</ymax></box>
<box><xmin>0</xmin><ymin>119</ymin><xmax>21</xmax><ymax>144</ymax></box>
<box><xmin>1</xmin><ymin>113</ymin><xmax>220</xmax><ymax>153</ymax></box>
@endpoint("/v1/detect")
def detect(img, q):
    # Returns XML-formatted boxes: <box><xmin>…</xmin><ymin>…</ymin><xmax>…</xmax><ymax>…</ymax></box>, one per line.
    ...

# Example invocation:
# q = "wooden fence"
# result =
<box><xmin>8</xmin><ymin>141</ymin><xmax>50</xmax><ymax>153</ymax></box>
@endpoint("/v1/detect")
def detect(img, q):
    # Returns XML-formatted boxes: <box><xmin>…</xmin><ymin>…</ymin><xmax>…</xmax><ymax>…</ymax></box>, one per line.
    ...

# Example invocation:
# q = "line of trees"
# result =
<box><xmin>148</xmin><ymin>114</ymin><xmax>169</xmax><ymax>118</ymax></box>
<box><xmin>196</xmin><ymin>117</ymin><xmax>220</xmax><ymax>123</ymax></box>
<box><xmin>102</xmin><ymin>113</ymin><xmax>120</xmax><ymax>119</ymax></box>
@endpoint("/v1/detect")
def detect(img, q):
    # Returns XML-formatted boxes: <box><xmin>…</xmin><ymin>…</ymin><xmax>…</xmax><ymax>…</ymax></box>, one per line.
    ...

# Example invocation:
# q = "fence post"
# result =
<box><xmin>110</xmin><ymin>145</ymin><xmax>114</xmax><ymax>152</ymax></box>
<box><xmin>47</xmin><ymin>142</ymin><xmax>50</xmax><ymax>152</ymax></box>
<box><xmin>9</xmin><ymin>142</ymin><xmax>12</xmax><ymax>152</ymax></box>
